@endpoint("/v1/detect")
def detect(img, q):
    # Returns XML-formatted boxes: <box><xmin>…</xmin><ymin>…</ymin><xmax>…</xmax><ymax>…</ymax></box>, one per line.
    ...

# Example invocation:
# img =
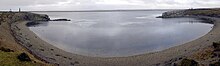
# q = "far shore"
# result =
<box><xmin>10</xmin><ymin>15</ymin><xmax>220</xmax><ymax>66</ymax></box>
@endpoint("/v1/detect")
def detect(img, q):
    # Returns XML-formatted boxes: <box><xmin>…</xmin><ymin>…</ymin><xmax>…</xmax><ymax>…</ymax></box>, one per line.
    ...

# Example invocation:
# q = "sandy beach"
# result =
<box><xmin>8</xmin><ymin>15</ymin><xmax>220</xmax><ymax>66</ymax></box>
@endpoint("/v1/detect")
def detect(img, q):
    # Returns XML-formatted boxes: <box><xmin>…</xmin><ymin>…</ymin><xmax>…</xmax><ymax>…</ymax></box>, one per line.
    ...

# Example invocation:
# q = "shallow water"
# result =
<box><xmin>30</xmin><ymin>11</ymin><xmax>213</xmax><ymax>57</ymax></box>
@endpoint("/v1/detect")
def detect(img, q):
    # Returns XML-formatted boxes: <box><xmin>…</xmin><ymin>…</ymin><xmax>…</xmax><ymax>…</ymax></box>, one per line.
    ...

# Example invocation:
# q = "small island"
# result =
<box><xmin>51</xmin><ymin>19</ymin><xmax>71</xmax><ymax>21</ymax></box>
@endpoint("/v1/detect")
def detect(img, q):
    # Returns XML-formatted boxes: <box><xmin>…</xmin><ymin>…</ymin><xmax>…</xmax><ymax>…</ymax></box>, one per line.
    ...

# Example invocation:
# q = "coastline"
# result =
<box><xmin>11</xmin><ymin>16</ymin><xmax>220</xmax><ymax>66</ymax></box>
<box><xmin>0</xmin><ymin>12</ymin><xmax>51</xmax><ymax>66</ymax></box>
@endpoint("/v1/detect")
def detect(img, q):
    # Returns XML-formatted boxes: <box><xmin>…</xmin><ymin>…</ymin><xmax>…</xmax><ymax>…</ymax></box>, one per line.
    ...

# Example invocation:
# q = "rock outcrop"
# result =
<box><xmin>0</xmin><ymin>12</ymin><xmax>50</xmax><ymax>23</ymax></box>
<box><xmin>157</xmin><ymin>8</ymin><xmax>220</xmax><ymax>18</ymax></box>
<box><xmin>12</xmin><ymin>12</ymin><xmax>50</xmax><ymax>22</ymax></box>
<box><xmin>178</xmin><ymin>59</ymin><xmax>199</xmax><ymax>66</ymax></box>
<box><xmin>51</xmin><ymin>19</ymin><xmax>71</xmax><ymax>21</ymax></box>
<box><xmin>17</xmin><ymin>53</ymin><xmax>31</xmax><ymax>61</ymax></box>
<box><xmin>157</xmin><ymin>10</ymin><xmax>187</xmax><ymax>18</ymax></box>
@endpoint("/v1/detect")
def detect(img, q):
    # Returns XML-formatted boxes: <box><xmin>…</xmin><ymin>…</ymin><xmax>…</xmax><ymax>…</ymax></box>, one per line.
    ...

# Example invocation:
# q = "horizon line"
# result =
<box><xmin>0</xmin><ymin>9</ymin><xmax>186</xmax><ymax>12</ymax></box>
<box><xmin>28</xmin><ymin>9</ymin><xmax>180</xmax><ymax>12</ymax></box>
<box><xmin>1</xmin><ymin>7</ymin><xmax>218</xmax><ymax>12</ymax></box>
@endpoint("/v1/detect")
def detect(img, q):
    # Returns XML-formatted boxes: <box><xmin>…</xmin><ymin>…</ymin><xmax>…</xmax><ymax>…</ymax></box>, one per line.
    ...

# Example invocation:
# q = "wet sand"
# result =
<box><xmin>10</xmin><ymin>17</ymin><xmax>220</xmax><ymax>66</ymax></box>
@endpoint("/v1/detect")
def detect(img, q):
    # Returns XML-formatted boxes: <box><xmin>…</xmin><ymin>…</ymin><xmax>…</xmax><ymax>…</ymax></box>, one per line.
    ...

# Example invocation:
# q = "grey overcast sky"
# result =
<box><xmin>0</xmin><ymin>0</ymin><xmax>220</xmax><ymax>11</ymax></box>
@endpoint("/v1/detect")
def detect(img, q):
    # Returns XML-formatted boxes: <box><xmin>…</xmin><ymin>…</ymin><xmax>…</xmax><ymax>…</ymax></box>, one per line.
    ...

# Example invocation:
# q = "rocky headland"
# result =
<box><xmin>158</xmin><ymin>8</ymin><xmax>220</xmax><ymax>18</ymax></box>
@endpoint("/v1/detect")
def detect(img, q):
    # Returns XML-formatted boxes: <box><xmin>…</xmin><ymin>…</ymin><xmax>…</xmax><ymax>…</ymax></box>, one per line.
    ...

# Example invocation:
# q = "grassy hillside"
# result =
<box><xmin>0</xmin><ymin>12</ymin><xmax>52</xmax><ymax>66</ymax></box>
<box><xmin>185</xmin><ymin>8</ymin><xmax>220</xmax><ymax>17</ymax></box>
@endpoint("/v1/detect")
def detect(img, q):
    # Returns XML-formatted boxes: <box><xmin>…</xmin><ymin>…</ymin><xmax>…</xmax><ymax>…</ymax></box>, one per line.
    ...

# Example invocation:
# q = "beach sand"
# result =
<box><xmin>9</xmin><ymin>17</ymin><xmax>220</xmax><ymax>66</ymax></box>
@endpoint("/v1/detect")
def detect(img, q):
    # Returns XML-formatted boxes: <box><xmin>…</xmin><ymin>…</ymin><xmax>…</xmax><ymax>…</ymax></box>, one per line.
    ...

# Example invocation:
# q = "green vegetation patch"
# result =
<box><xmin>0</xmin><ymin>51</ymin><xmax>38</xmax><ymax>66</ymax></box>
<box><xmin>185</xmin><ymin>9</ymin><xmax>220</xmax><ymax>17</ymax></box>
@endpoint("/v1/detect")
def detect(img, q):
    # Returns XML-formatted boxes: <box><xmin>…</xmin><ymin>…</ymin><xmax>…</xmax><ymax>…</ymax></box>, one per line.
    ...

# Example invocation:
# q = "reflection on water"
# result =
<box><xmin>30</xmin><ymin>11</ymin><xmax>213</xmax><ymax>57</ymax></box>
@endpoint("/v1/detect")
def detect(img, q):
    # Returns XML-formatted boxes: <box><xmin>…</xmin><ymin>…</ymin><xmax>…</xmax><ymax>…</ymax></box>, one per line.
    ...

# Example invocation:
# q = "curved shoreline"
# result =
<box><xmin>11</xmin><ymin>16</ymin><xmax>219</xmax><ymax>66</ymax></box>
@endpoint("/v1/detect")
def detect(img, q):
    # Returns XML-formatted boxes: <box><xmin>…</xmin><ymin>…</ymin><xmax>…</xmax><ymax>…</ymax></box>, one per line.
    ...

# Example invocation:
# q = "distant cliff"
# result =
<box><xmin>158</xmin><ymin>8</ymin><xmax>220</xmax><ymax>18</ymax></box>
<box><xmin>0</xmin><ymin>12</ymin><xmax>50</xmax><ymax>23</ymax></box>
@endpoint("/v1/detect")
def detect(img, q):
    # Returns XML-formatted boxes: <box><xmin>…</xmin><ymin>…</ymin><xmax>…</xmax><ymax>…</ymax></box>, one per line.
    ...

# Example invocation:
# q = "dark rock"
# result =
<box><xmin>0</xmin><ymin>47</ymin><xmax>14</xmax><ymax>52</ymax></box>
<box><xmin>214</xmin><ymin>49</ymin><xmax>220</xmax><ymax>52</ymax></box>
<box><xmin>156</xmin><ymin>16</ymin><xmax>163</xmax><ymax>18</ymax></box>
<box><xmin>33</xmin><ymin>61</ymin><xmax>37</xmax><ymax>63</ymax></box>
<box><xmin>17</xmin><ymin>53</ymin><xmax>31</xmax><ymax>61</ymax></box>
<box><xmin>26</xmin><ymin>22</ymin><xmax>40</xmax><ymax>27</ymax></box>
<box><xmin>210</xmin><ymin>62</ymin><xmax>220</xmax><ymax>66</ymax></box>
<box><xmin>51</xmin><ymin>19</ymin><xmax>71</xmax><ymax>21</ymax></box>
<box><xmin>70</xmin><ymin>61</ymin><xmax>80</xmax><ymax>66</ymax></box>
<box><xmin>27</xmin><ymin>44</ymin><xmax>32</xmax><ymax>47</ymax></box>
<box><xmin>179</xmin><ymin>57</ymin><xmax>183</xmax><ymax>60</ymax></box>
<box><xmin>55</xmin><ymin>63</ymin><xmax>59</xmax><ymax>66</ymax></box>
<box><xmin>179</xmin><ymin>59</ymin><xmax>198</xmax><ymax>66</ymax></box>
<box><xmin>213</xmin><ymin>53</ymin><xmax>218</xmax><ymax>57</ymax></box>
<box><xmin>39</xmin><ymin>49</ymin><xmax>44</xmax><ymax>51</ymax></box>
<box><xmin>74</xmin><ymin>61</ymin><xmax>79</xmax><ymax>64</ymax></box>
<box><xmin>212</xmin><ymin>42</ymin><xmax>220</xmax><ymax>58</ymax></box>
<box><xmin>69</xmin><ymin>58</ymin><xmax>72</xmax><ymax>60</ymax></box>
<box><xmin>70</xmin><ymin>62</ymin><xmax>75</xmax><ymax>66</ymax></box>
<box><xmin>49</xmin><ymin>57</ymin><xmax>56</xmax><ymax>61</ymax></box>
<box><xmin>213</xmin><ymin>42</ymin><xmax>220</xmax><ymax>48</ymax></box>
<box><xmin>55</xmin><ymin>54</ymin><xmax>60</xmax><ymax>56</ymax></box>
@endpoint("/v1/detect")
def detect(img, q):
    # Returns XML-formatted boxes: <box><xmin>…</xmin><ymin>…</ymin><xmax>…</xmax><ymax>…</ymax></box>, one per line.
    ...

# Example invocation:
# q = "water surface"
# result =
<box><xmin>30</xmin><ymin>11</ymin><xmax>213</xmax><ymax>57</ymax></box>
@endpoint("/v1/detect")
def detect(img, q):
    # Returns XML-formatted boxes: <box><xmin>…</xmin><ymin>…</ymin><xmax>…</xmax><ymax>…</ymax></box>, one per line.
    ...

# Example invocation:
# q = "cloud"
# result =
<box><xmin>0</xmin><ymin>0</ymin><xmax>219</xmax><ymax>11</ymax></box>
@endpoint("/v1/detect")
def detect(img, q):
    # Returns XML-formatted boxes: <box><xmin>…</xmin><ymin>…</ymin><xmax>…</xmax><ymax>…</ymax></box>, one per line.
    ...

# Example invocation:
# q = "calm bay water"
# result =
<box><xmin>30</xmin><ymin>11</ymin><xmax>213</xmax><ymax>57</ymax></box>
